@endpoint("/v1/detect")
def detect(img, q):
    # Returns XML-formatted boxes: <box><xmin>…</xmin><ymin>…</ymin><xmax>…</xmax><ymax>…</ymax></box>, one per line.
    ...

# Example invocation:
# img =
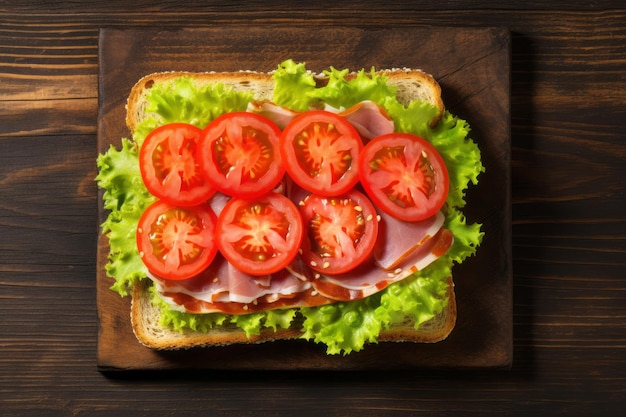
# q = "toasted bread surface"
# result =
<box><xmin>126</xmin><ymin>67</ymin><xmax>456</xmax><ymax>351</ymax></box>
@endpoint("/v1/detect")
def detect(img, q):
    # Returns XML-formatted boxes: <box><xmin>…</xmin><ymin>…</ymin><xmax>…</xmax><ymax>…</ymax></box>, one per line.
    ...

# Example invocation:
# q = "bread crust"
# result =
<box><xmin>125</xmin><ymin>67</ymin><xmax>455</xmax><ymax>351</ymax></box>
<box><xmin>125</xmin><ymin>68</ymin><xmax>445</xmax><ymax>133</ymax></box>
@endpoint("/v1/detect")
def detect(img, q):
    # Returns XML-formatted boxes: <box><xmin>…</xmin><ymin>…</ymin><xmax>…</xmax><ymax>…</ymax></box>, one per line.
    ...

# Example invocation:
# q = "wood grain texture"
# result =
<box><xmin>1</xmin><ymin>1</ymin><xmax>625</xmax><ymax>416</ymax></box>
<box><xmin>96</xmin><ymin>25</ymin><xmax>511</xmax><ymax>371</ymax></box>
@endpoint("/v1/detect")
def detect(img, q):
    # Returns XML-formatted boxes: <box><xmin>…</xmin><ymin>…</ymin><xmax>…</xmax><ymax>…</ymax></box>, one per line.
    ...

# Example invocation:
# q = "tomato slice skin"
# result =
<box><xmin>140</xmin><ymin>123</ymin><xmax>216</xmax><ymax>206</ymax></box>
<box><xmin>198</xmin><ymin>112</ymin><xmax>285</xmax><ymax>199</ymax></box>
<box><xmin>136</xmin><ymin>200</ymin><xmax>218</xmax><ymax>281</ymax></box>
<box><xmin>359</xmin><ymin>133</ymin><xmax>449</xmax><ymax>222</ymax></box>
<box><xmin>216</xmin><ymin>192</ymin><xmax>303</xmax><ymax>276</ymax></box>
<box><xmin>299</xmin><ymin>190</ymin><xmax>379</xmax><ymax>275</ymax></box>
<box><xmin>280</xmin><ymin>110</ymin><xmax>363</xmax><ymax>197</ymax></box>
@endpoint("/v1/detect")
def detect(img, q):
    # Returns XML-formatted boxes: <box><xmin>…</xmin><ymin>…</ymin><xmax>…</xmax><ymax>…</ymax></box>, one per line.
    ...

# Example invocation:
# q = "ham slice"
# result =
<box><xmin>374</xmin><ymin>210</ymin><xmax>445</xmax><ymax>271</ymax></box>
<box><xmin>227</xmin><ymin>263</ymin><xmax>271</xmax><ymax>303</ymax></box>
<box><xmin>154</xmin><ymin>224</ymin><xmax>453</xmax><ymax>310</ymax></box>
<box><xmin>339</xmin><ymin>101</ymin><xmax>394</xmax><ymax>141</ymax></box>
<box><xmin>247</xmin><ymin>100</ymin><xmax>394</xmax><ymax>141</ymax></box>
<box><xmin>150</xmin><ymin>254</ymin><xmax>231</xmax><ymax>307</ymax></box>
<box><xmin>310</xmin><ymin>227</ymin><xmax>454</xmax><ymax>301</ymax></box>
<box><xmin>247</xmin><ymin>101</ymin><xmax>299</xmax><ymax>129</ymax></box>
<box><xmin>151</xmin><ymin>205</ymin><xmax>452</xmax><ymax>311</ymax></box>
<box><xmin>207</xmin><ymin>192</ymin><xmax>230</xmax><ymax>217</ymax></box>
<box><xmin>152</xmin><ymin>254</ymin><xmax>312</xmax><ymax>312</ymax></box>
<box><xmin>227</xmin><ymin>262</ymin><xmax>311</xmax><ymax>304</ymax></box>
<box><xmin>159</xmin><ymin>286</ymin><xmax>333</xmax><ymax>315</ymax></box>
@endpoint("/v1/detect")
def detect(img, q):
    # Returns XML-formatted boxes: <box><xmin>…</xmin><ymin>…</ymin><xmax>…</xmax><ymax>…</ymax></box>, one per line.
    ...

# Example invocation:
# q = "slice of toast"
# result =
<box><xmin>126</xmin><ymin>68</ymin><xmax>445</xmax><ymax>133</ymax></box>
<box><xmin>125</xmin><ymin>67</ymin><xmax>455</xmax><ymax>351</ymax></box>
<box><xmin>131</xmin><ymin>276</ymin><xmax>456</xmax><ymax>350</ymax></box>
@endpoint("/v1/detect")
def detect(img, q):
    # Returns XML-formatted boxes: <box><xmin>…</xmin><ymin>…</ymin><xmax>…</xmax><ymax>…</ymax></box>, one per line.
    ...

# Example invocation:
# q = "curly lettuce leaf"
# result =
<box><xmin>133</xmin><ymin>76</ymin><xmax>254</xmax><ymax>145</ymax></box>
<box><xmin>445</xmin><ymin>207</ymin><xmax>484</xmax><ymax>264</ymax></box>
<box><xmin>272</xmin><ymin>59</ymin><xmax>318</xmax><ymax>111</ymax></box>
<box><xmin>308</xmin><ymin>67</ymin><xmax>399</xmax><ymax>109</ymax></box>
<box><xmin>429</xmin><ymin>114</ymin><xmax>484</xmax><ymax>210</ymax></box>
<box><xmin>376</xmin><ymin>258</ymin><xmax>451</xmax><ymax>330</ymax></box>
<box><xmin>384</xmin><ymin>98</ymin><xmax>442</xmax><ymax>141</ymax></box>
<box><xmin>96</xmin><ymin>138</ymin><xmax>155</xmax><ymax>295</ymax></box>
<box><xmin>300</xmin><ymin>296</ymin><xmax>384</xmax><ymax>355</ymax></box>
<box><xmin>229</xmin><ymin>308</ymin><xmax>297</xmax><ymax>337</ymax></box>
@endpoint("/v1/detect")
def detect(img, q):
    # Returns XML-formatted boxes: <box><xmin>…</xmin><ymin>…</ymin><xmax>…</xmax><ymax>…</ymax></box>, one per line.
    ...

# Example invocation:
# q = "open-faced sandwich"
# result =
<box><xmin>96</xmin><ymin>59</ymin><xmax>484</xmax><ymax>355</ymax></box>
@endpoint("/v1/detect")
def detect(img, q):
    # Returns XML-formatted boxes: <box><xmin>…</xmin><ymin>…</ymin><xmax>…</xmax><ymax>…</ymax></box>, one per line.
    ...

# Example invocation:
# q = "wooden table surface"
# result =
<box><xmin>1</xmin><ymin>1</ymin><xmax>625</xmax><ymax>416</ymax></box>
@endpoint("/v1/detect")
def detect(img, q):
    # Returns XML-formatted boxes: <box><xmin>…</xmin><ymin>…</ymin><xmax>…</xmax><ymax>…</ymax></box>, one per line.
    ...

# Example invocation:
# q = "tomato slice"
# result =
<box><xmin>359</xmin><ymin>133</ymin><xmax>449</xmax><ymax>222</ymax></box>
<box><xmin>299</xmin><ymin>190</ymin><xmax>379</xmax><ymax>275</ymax></box>
<box><xmin>281</xmin><ymin>110</ymin><xmax>363</xmax><ymax>196</ymax></box>
<box><xmin>139</xmin><ymin>123</ymin><xmax>216</xmax><ymax>206</ymax></box>
<box><xmin>216</xmin><ymin>192</ymin><xmax>303</xmax><ymax>276</ymax></box>
<box><xmin>198</xmin><ymin>112</ymin><xmax>284</xmax><ymax>199</ymax></box>
<box><xmin>136</xmin><ymin>200</ymin><xmax>218</xmax><ymax>281</ymax></box>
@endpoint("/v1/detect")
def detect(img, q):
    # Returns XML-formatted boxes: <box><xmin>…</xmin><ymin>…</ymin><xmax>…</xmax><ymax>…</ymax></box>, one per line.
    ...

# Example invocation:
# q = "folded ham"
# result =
<box><xmin>151</xmin><ymin>205</ymin><xmax>453</xmax><ymax>313</ymax></box>
<box><xmin>296</xmin><ymin>225</ymin><xmax>453</xmax><ymax>302</ymax></box>
<box><xmin>247</xmin><ymin>100</ymin><xmax>394</xmax><ymax>141</ymax></box>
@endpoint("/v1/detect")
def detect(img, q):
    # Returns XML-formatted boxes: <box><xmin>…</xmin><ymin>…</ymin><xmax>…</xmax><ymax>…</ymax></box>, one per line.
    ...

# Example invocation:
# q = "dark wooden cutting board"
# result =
<box><xmin>97</xmin><ymin>25</ymin><xmax>512</xmax><ymax>371</ymax></box>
